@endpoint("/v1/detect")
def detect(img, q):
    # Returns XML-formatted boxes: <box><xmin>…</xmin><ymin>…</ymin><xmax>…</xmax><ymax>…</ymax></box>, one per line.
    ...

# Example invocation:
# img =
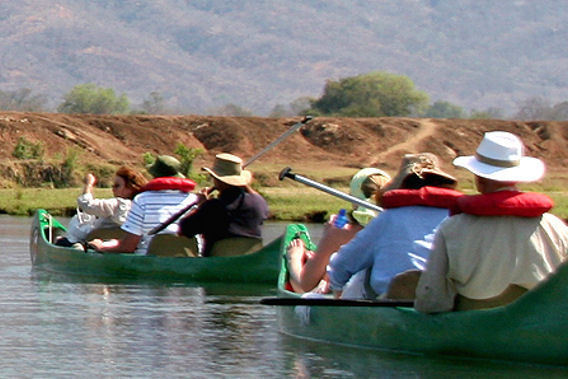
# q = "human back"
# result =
<box><xmin>122</xmin><ymin>188</ymin><xmax>198</xmax><ymax>255</ymax></box>
<box><xmin>179</xmin><ymin>153</ymin><xmax>269</xmax><ymax>256</ymax></box>
<box><xmin>415</xmin><ymin>131</ymin><xmax>568</xmax><ymax>313</ymax></box>
<box><xmin>442</xmin><ymin>212</ymin><xmax>567</xmax><ymax>299</ymax></box>
<box><xmin>327</xmin><ymin>153</ymin><xmax>462</xmax><ymax>299</ymax></box>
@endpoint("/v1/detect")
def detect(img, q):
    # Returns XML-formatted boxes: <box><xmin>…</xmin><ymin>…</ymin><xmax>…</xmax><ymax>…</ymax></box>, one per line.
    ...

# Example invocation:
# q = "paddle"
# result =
<box><xmin>260</xmin><ymin>297</ymin><xmax>414</xmax><ymax>307</ymax></box>
<box><xmin>279</xmin><ymin>167</ymin><xmax>383</xmax><ymax>212</ymax></box>
<box><xmin>148</xmin><ymin>116</ymin><xmax>313</xmax><ymax>235</ymax></box>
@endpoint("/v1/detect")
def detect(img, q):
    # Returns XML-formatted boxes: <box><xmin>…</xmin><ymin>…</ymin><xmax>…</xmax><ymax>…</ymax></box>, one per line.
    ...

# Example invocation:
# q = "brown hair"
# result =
<box><xmin>115</xmin><ymin>166</ymin><xmax>148</xmax><ymax>199</ymax></box>
<box><xmin>363</xmin><ymin>174</ymin><xmax>391</xmax><ymax>204</ymax></box>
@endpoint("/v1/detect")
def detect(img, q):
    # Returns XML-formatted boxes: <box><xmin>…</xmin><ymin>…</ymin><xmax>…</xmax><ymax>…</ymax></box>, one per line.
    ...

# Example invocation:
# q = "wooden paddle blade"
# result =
<box><xmin>260</xmin><ymin>297</ymin><xmax>414</xmax><ymax>307</ymax></box>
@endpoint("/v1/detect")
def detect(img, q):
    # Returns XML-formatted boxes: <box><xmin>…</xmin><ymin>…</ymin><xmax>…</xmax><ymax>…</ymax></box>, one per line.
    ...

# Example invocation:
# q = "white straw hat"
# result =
<box><xmin>453</xmin><ymin>131</ymin><xmax>545</xmax><ymax>182</ymax></box>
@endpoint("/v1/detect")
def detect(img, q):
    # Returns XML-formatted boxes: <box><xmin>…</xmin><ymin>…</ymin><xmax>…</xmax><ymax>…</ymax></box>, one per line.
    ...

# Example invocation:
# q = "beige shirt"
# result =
<box><xmin>415</xmin><ymin>212</ymin><xmax>568</xmax><ymax>313</ymax></box>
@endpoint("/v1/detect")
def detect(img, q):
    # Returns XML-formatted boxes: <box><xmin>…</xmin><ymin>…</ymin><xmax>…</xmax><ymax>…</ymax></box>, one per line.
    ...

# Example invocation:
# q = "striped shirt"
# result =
<box><xmin>121</xmin><ymin>190</ymin><xmax>199</xmax><ymax>255</ymax></box>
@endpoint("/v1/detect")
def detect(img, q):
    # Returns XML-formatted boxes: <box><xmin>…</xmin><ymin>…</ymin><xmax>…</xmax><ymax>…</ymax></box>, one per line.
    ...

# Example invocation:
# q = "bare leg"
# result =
<box><xmin>286</xmin><ymin>238</ymin><xmax>307</xmax><ymax>293</ymax></box>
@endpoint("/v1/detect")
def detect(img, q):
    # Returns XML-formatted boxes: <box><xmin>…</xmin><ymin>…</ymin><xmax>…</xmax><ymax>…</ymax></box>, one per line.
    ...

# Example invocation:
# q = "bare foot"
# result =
<box><xmin>287</xmin><ymin>238</ymin><xmax>305</xmax><ymax>260</ymax></box>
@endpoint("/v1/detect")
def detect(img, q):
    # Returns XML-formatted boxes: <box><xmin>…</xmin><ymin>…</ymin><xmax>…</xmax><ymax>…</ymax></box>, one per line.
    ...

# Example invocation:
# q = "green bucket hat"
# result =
<box><xmin>147</xmin><ymin>155</ymin><xmax>185</xmax><ymax>178</ymax></box>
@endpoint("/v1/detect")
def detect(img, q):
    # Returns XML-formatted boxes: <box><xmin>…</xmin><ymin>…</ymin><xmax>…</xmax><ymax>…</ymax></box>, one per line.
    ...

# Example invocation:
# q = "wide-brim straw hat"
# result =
<box><xmin>202</xmin><ymin>153</ymin><xmax>252</xmax><ymax>187</ymax></box>
<box><xmin>349</xmin><ymin>167</ymin><xmax>391</xmax><ymax>226</ymax></box>
<box><xmin>147</xmin><ymin>155</ymin><xmax>185</xmax><ymax>178</ymax></box>
<box><xmin>381</xmin><ymin>152</ymin><xmax>457</xmax><ymax>192</ymax></box>
<box><xmin>453</xmin><ymin>131</ymin><xmax>545</xmax><ymax>182</ymax></box>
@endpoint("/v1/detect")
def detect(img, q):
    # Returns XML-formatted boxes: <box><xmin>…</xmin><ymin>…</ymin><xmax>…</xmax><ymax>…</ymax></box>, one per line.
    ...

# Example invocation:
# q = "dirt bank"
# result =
<box><xmin>1</xmin><ymin>112</ymin><xmax>567</xmax><ymax>187</ymax></box>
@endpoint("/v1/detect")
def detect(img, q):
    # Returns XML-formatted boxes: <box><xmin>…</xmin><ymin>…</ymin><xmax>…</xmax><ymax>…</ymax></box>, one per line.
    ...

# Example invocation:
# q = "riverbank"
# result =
<box><xmin>2</xmin><ymin>184</ymin><xmax>567</xmax><ymax>222</ymax></box>
<box><xmin>2</xmin><ymin>112</ymin><xmax>568</xmax><ymax>221</ymax></box>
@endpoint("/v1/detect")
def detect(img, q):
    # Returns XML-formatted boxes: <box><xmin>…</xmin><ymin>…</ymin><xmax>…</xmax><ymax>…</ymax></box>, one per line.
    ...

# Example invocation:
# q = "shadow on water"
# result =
<box><xmin>278</xmin><ymin>333</ymin><xmax>568</xmax><ymax>377</ymax></box>
<box><xmin>30</xmin><ymin>268</ymin><xmax>277</xmax><ymax>298</ymax></box>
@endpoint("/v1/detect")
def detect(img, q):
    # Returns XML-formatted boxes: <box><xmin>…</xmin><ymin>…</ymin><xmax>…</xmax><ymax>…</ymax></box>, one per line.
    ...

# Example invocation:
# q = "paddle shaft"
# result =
<box><xmin>148</xmin><ymin>117</ymin><xmax>313</xmax><ymax>235</ymax></box>
<box><xmin>279</xmin><ymin>167</ymin><xmax>383</xmax><ymax>212</ymax></box>
<box><xmin>260</xmin><ymin>297</ymin><xmax>413</xmax><ymax>307</ymax></box>
<box><xmin>244</xmin><ymin>115</ymin><xmax>312</xmax><ymax>166</ymax></box>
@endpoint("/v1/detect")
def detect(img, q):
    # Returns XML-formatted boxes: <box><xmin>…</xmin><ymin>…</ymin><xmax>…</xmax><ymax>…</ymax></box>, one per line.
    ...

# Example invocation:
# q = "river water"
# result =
<box><xmin>0</xmin><ymin>215</ymin><xmax>565</xmax><ymax>377</ymax></box>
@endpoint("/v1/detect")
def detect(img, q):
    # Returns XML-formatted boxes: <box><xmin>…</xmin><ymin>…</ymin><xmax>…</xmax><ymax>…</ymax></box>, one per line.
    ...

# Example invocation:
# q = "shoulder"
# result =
<box><xmin>541</xmin><ymin>213</ymin><xmax>568</xmax><ymax>233</ymax></box>
<box><xmin>246</xmin><ymin>192</ymin><xmax>268</xmax><ymax>205</ymax></box>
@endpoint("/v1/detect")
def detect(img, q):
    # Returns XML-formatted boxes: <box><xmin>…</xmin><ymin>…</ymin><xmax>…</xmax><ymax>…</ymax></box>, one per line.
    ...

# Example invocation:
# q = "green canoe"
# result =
<box><xmin>271</xmin><ymin>224</ymin><xmax>568</xmax><ymax>366</ymax></box>
<box><xmin>29</xmin><ymin>209</ymin><xmax>281</xmax><ymax>283</ymax></box>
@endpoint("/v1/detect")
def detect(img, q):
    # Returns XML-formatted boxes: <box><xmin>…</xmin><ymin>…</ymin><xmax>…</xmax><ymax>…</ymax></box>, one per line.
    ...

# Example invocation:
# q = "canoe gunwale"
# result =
<box><xmin>273</xmin><ymin>223</ymin><xmax>568</xmax><ymax>367</ymax></box>
<box><xmin>30</xmin><ymin>209</ymin><xmax>282</xmax><ymax>283</ymax></box>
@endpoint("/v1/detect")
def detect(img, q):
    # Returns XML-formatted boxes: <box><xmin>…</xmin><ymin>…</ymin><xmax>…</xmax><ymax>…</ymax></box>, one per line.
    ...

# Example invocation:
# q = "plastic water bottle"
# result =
<box><xmin>333</xmin><ymin>208</ymin><xmax>348</xmax><ymax>229</ymax></box>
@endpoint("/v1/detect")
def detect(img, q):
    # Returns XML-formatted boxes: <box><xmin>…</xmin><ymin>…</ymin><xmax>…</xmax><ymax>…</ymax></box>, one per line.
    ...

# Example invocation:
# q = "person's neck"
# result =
<box><xmin>481</xmin><ymin>183</ymin><xmax>519</xmax><ymax>194</ymax></box>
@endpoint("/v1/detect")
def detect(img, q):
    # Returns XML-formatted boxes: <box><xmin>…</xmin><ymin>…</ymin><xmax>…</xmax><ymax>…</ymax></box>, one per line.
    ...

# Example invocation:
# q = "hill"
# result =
<box><xmin>1</xmin><ymin>1</ymin><xmax>567</xmax><ymax>115</ymax></box>
<box><xmin>1</xmin><ymin>112</ymin><xmax>567</xmax><ymax>189</ymax></box>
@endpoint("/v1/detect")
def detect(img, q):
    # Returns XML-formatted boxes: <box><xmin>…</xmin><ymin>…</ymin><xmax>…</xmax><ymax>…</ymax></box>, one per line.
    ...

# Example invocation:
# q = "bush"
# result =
<box><xmin>174</xmin><ymin>144</ymin><xmax>203</xmax><ymax>178</ymax></box>
<box><xmin>57</xmin><ymin>83</ymin><xmax>130</xmax><ymax>114</ymax></box>
<box><xmin>308</xmin><ymin>71</ymin><xmax>429</xmax><ymax>117</ymax></box>
<box><xmin>12</xmin><ymin>137</ymin><xmax>44</xmax><ymax>160</ymax></box>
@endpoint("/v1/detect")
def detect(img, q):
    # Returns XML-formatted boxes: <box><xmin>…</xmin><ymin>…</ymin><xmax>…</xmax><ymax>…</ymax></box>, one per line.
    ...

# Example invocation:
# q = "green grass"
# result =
<box><xmin>0</xmin><ymin>188</ymin><xmax>113</xmax><ymax>216</ymax></box>
<box><xmin>1</xmin><ymin>183</ymin><xmax>567</xmax><ymax>222</ymax></box>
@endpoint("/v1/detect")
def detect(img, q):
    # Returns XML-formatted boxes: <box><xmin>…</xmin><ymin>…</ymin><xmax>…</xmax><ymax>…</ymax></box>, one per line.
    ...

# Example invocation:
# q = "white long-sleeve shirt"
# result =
<box><xmin>77</xmin><ymin>193</ymin><xmax>131</xmax><ymax>229</ymax></box>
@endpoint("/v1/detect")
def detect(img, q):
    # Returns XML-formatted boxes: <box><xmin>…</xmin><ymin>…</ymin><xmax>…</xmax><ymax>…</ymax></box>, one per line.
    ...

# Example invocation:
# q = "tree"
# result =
<box><xmin>268</xmin><ymin>104</ymin><xmax>291</xmax><ymax>118</ymax></box>
<box><xmin>469</xmin><ymin>107</ymin><xmax>504</xmax><ymax>120</ymax></box>
<box><xmin>550</xmin><ymin>101</ymin><xmax>568</xmax><ymax>120</ymax></box>
<box><xmin>289</xmin><ymin>96</ymin><xmax>313</xmax><ymax>116</ymax></box>
<box><xmin>423</xmin><ymin>100</ymin><xmax>466</xmax><ymax>119</ymax></box>
<box><xmin>209</xmin><ymin>103</ymin><xmax>253</xmax><ymax>116</ymax></box>
<box><xmin>513</xmin><ymin>97</ymin><xmax>552</xmax><ymax>120</ymax></box>
<box><xmin>0</xmin><ymin>88</ymin><xmax>47</xmax><ymax>111</ymax></box>
<box><xmin>141</xmin><ymin>91</ymin><xmax>167</xmax><ymax>114</ymax></box>
<box><xmin>57</xmin><ymin>83</ymin><xmax>129</xmax><ymax>114</ymax></box>
<box><xmin>308</xmin><ymin>71</ymin><xmax>429</xmax><ymax>117</ymax></box>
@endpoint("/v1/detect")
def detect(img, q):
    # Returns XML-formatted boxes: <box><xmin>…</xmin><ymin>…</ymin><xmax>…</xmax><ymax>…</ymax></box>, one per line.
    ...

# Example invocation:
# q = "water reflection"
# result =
<box><xmin>2</xmin><ymin>216</ymin><xmax>567</xmax><ymax>376</ymax></box>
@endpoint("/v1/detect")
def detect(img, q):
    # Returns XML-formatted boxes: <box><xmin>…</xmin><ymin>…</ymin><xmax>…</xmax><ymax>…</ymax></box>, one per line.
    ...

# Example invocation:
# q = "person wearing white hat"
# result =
<box><xmin>415</xmin><ymin>131</ymin><xmax>568</xmax><ymax>313</ymax></box>
<box><xmin>178</xmin><ymin>153</ymin><xmax>269</xmax><ymax>256</ymax></box>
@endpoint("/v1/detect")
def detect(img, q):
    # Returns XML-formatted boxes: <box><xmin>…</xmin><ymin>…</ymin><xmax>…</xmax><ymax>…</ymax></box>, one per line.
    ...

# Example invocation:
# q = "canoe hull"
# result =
<box><xmin>275</xmin><ymin>224</ymin><xmax>568</xmax><ymax>366</ymax></box>
<box><xmin>30</xmin><ymin>209</ymin><xmax>281</xmax><ymax>283</ymax></box>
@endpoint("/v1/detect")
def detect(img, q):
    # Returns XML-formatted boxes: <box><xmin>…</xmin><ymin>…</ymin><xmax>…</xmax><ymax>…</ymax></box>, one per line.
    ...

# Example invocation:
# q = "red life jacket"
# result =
<box><xmin>140</xmin><ymin>177</ymin><xmax>196</xmax><ymax>193</ymax></box>
<box><xmin>381</xmin><ymin>186</ymin><xmax>463</xmax><ymax>209</ymax></box>
<box><xmin>451</xmin><ymin>191</ymin><xmax>553</xmax><ymax>218</ymax></box>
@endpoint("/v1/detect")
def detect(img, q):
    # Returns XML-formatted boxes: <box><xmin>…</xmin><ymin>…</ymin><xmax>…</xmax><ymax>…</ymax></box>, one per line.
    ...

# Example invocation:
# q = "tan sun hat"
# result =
<box><xmin>202</xmin><ymin>153</ymin><xmax>252</xmax><ymax>187</ymax></box>
<box><xmin>381</xmin><ymin>152</ymin><xmax>457</xmax><ymax>192</ymax></box>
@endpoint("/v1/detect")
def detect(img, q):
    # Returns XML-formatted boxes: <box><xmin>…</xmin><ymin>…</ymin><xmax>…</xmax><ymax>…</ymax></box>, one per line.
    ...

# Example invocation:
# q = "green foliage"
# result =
<box><xmin>57</xmin><ymin>83</ymin><xmax>130</xmax><ymax>114</ymax></box>
<box><xmin>142</xmin><ymin>146</ymin><xmax>206</xmax><ymax>184</ymax></box>
<box><xmin>12</xmin><ymin>137</ymin><xmax>44</xmax><ymax>160</ymax></box>
<box><xmin>174</xmin><ymin>143</ymin><xmax>204</xmax><ymax>180</ymax></box>
<box><xmin>142</xmin><ymin>152</ymin><xmax>155</xmax><ymax>166</ymax></box>
<box><xmin>423</xmin><ymin>100</ymin><xmax>466</xmax><ymax>119</ymax></box>
<box><xmin>84</xmin><ymin>164</ymin><xmax>116</xmax><ymax>187</ymax></box>
<box><xmin>308</xmin><ymin>71</ymin><xmax>429</xmax><ymax>117</ymax></box>
<box><xmin>0</xmin><ymin>88</ymin><xmax>47</xmax><ymax>111</ymax></box>
<box><xmin>469</xmin><ymin>107</ymin><xmax>504</xmax><ymax>120</ymax></box>
<box><xmin>58</xmin><ymin>149</ymin><xmax>80</xmax><ymax>187</ymax></box>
